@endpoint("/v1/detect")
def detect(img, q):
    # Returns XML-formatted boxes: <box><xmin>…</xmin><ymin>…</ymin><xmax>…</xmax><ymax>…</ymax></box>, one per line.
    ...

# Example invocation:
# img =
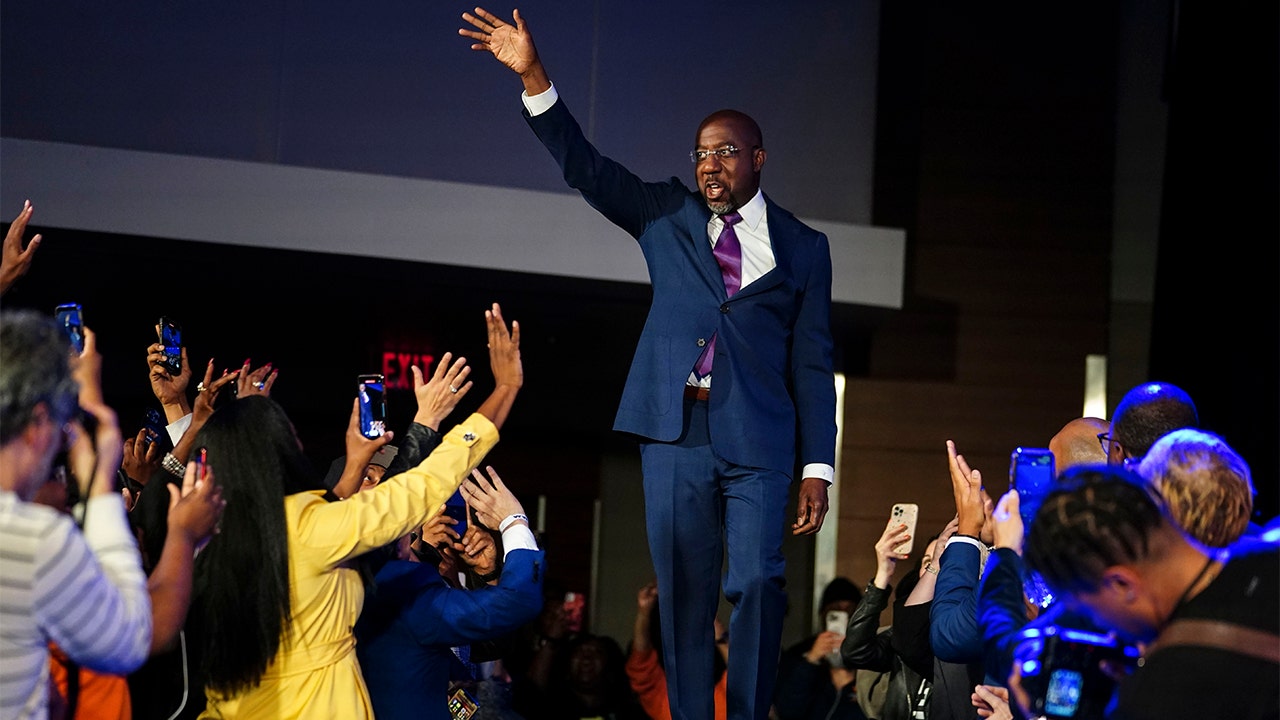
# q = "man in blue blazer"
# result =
<box><xmin>462</xmin><ymin>10</ymin><xmax>838</xmax><ymax>720</ymax></box>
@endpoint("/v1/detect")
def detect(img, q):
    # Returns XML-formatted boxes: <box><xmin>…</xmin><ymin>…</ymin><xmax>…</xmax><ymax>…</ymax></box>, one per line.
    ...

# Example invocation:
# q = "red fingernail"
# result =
<box><xmin>243</xmin><ymin>358</ymin><xmax>251</xmax><ymax>366</ymax></box>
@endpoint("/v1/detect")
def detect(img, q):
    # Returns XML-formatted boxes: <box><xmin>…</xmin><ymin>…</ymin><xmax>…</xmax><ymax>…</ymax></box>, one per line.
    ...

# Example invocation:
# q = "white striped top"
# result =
<box><xmin>0</xmin><ymin>491</ymin><xmax>151</xmax><ymax>719</ymax></box>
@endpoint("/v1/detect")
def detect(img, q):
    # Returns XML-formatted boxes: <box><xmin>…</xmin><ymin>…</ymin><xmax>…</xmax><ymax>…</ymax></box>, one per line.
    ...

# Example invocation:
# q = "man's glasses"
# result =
<box><xmin>1097</xmin><ymin>432</ymin><xmax>1122</xmax><ymax>456</ymax></box>
<box><xmin>690</xmin><ymin>145</ymin><xmax>742</xmax><ymax>163</ymax></box>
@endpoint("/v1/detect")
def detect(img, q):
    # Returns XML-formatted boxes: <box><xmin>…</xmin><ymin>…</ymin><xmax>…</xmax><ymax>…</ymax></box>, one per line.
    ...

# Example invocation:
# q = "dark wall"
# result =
<box><xmin>1150</xmin><ymin>0</ymin><xmax>1280</xmax><ymax>520</ymax></box>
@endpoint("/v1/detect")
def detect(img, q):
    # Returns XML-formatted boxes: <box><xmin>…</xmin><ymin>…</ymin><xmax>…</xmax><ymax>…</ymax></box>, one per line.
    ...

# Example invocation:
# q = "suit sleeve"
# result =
<box><xmin>789</xmin><ymin>231</ymin><xmax>837</xmax><ymax>467</ymax></box>
<box><xmin>404</xmin><ymin>548</ymin><xmax>546</xmax><ymax>647</ymax></box>
<box><xmin>978</xmin><ymin>547</ymin><xmax>1031</xmax><ymax>684</ymax></box>
<box><xmin>930</xmin><ymin>541</ymin><xmax>985</xmax><ymax>663</ymax></box>
<box><xmin>524</xmin><ymin>98</ymin><xmax>685</xmax><ymax>240</ymax></box>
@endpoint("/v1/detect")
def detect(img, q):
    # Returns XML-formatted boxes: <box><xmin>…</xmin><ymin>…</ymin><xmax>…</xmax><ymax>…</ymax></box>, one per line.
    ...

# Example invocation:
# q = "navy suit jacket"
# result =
<box><xmin>355</xmin><ymin>548</ymin><xmax>545</xmax><ymax>720</ymax></box>
<box><xmin>526</xmin><ymin>98</ymin><xmax>837</xmax><ymax>475</ymax></box>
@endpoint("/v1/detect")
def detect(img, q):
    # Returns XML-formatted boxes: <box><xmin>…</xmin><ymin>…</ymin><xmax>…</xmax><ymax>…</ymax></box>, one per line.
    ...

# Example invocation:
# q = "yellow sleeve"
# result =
<box><xmin>291</xmin><ymin>413</ymin><xmax>498</xmax><ymax>569</ymax></box>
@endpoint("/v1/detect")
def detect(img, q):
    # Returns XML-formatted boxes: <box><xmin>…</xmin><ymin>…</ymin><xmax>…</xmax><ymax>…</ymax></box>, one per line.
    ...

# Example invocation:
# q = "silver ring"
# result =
<box><xmin>449</xmin><ymin>385</ymin><xmax>458</xmax><ymax>394</ymax></box>
<box><xmin>196</xmin><ymin>381</ymin><xmax>207</xmax><ymax>393</ymax></box>
<box><xmin>254</xmin><ymin>381</ymin><xmax>266</xmax><ymax>390</ymax></box>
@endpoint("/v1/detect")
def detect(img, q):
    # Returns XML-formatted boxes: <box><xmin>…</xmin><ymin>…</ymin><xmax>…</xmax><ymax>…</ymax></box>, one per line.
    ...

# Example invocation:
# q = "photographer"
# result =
<box><xmin>1018</xmin><ymin>466</ymin><xmax>1279</xmax><ymax>720</ymax></box>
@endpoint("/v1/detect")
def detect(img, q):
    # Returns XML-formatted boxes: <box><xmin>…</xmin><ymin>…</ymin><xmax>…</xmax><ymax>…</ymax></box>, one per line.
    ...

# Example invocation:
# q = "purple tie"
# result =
<box><xmin>694</xmin><ymin>212</ymin><xmax>743</xmax><ymax>379</ymax></box>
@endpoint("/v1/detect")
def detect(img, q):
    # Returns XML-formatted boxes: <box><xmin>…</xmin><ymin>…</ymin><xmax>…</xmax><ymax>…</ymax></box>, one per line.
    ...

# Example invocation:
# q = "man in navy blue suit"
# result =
<box><xmin>461</xmin><ymin>10</ymin><xmax>838</xmax><ymax>720</ymax></box>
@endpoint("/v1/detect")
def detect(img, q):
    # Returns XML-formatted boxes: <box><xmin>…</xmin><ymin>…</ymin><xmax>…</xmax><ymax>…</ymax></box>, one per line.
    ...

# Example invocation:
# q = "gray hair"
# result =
<box><xmin>0</xmin><ymin>310</ymin><xmax>80</xmax><ymax>444</ymax></box>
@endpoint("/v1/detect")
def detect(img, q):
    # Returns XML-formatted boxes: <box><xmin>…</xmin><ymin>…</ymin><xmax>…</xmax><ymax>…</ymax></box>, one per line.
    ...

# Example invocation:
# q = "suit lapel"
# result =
<box><xmin>686</xmin><ymin>201</ymin><xmax>729</xmax><ymax>299</ymax></box>
<box><xmin>733</xmin><ymin>196</ymin><xmax>789</xmax><ymax>300</ymax></box>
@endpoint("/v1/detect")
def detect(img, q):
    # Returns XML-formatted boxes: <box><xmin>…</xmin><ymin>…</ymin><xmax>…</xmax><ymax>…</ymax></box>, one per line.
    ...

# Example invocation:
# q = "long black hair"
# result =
<box><xmin>189</xmin><ymin>396</ymin><xmax>324</xmax><ymax>695</ymax></box>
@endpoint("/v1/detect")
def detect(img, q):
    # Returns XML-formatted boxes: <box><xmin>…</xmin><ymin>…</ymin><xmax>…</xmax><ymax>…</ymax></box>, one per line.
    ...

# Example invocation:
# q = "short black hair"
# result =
<box><xmin>1112</xmin><ymin>382</ymin><xmax>1199</xmax><ymax>458</ymax></box>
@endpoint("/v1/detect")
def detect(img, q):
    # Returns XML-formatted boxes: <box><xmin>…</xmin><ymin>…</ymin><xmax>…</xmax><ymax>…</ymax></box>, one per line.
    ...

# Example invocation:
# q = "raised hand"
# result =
<box><xmin>991</xmin><ymin>489</ymin><xmax>1024</xmax><ymax>555</ymax></box>
<box><xmin>168</xmin><ymin>459</ymin><xmax>226</xmax><ymax>551</ymax></box>
<box><xmin>413</xmin><ymin>352</ymin><xmax>472</xmax><ymax>430</ymax></box>
<box><xmin>335</xmin><ymin>398</ymin><xmax>395</xmax><ymax>497</ymax></box>
<box><xmin>459</xmin><ymin>7</ymin><xmax>547</xmax><ymax>88</ymax></box>
<box><xmin>460</xmin><ymin>522</ymin><xmax>499</xmax><ymax>580</ymax></box>
<box><xmin>419</xmin><ymin>504</ymin><xmax>463</xmax><ymax>550</ymax></box>
<box><xmin>947</xmin><ymin>440</ymin><xmax>986</xmax><ymax>537</ymax></box>
<box><xmin>147</xmin><ymin>334</ymin><xmax>192</xmax><ymax>419</ymax></box>
<box><xmin>460</xmin><ymin>465</ymin><xmax>525</xmax><ymax>531</ymax></box>
<box><xmin>235</xmin><ymin>359</ymin><xmax>277</xmax><ymax>398</ymax></box>
<box><xmin>70</xmin><ymin>328</ymin><xmax>124</xmax><ymax>499</ymax></box>
<box><xmin>487</xmin><ymin>303</ymin><xmax>522</xmax><ymax>390</ymax></box>
<box><xmin>122</xmin><ymin>428</ymin><xmax>164</xmax><ymax>488</ymax></box>
<box><xmin>873</xmin><ymin>516</ymin><xmax>912</xmax><ymax>589</ymax></box>
<box><xmin>0</xmin><ymin>199</ymin><xmax>42</xmax><ymax>296</ymax></box>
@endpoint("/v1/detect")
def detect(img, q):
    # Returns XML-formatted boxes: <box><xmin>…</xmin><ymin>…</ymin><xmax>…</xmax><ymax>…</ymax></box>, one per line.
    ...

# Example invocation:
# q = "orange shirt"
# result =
<box><xmin>48</xmin><ymin>643</ymin><xmax>131</xmax><ymax>720</ymax></box>
<box><xmin>624</xmin><ymin>646</ymin><xmax>727</xmax><ymax>720</ymax></box>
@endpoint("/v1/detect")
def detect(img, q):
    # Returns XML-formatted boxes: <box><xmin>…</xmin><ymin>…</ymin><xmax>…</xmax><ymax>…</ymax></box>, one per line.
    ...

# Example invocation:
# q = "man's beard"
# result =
<box><xmin>704</xmin><ymin>197</ymin><xmax>737</xmax><ymax>215</ymax></box>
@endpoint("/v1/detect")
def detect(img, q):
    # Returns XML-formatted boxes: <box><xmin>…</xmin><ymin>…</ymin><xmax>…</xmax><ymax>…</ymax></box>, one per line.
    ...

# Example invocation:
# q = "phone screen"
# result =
<box><xmin>159</xmin><ymin>318</ymin><xmax>182</xmax><ymax>374</ymax></box>
<box><xmin>357</xmin><ymin>374</ymin><xmax>387</xmax><ymax>439</ymax></box>
<box><xmin>55</xmin><ymin>304</ymin><xmax>85</xmax><ymax>353</ymax></box>
<box><xmin>1009</xmin><ymin>448</ymin><xmax>1055</xmax><ymax>530</ymax></box>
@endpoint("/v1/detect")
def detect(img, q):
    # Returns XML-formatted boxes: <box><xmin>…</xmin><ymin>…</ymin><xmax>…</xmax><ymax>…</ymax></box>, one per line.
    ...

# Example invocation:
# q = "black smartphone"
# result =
<box><xmin>54</xmin><ymin>303</ymin><xmax>85</xmax><ymax>353</ymax></box>
<box><xmin>357</xmin><ymin>373</ymin><xmax>387</xmax><ymax>439</ymax></box>
<box><xmin>158</xmin><ymin>317</ymin><xmax>182</xmax><ymax>375</ymax></box>
<box><xmin>141</xmin><ymin>408</ymin><xmax>174</xmax><ymax>454</ymax></box>
<box><xmin>1009</xmin><ymin>447</ymin><xmax>1055</xmax><ymax>530</ymax></box>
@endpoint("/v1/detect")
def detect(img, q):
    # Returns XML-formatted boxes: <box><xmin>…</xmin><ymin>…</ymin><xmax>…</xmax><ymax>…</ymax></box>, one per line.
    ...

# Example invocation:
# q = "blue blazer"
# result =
<box><xmin>526</xmin><ymin>99</ymin><xmax>837</xmax><ymax>475</ymax></box>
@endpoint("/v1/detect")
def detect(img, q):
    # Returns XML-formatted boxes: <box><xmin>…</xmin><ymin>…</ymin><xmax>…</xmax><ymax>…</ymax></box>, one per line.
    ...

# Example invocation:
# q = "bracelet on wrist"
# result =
<box><xmin>499</xmin><ymin>513</ymin><xmax>530</xmax><ymax>532</ymax></box>
<box><xmin>474</xmin><ymin>568</ymin><xmax>501</xmax><ymax>583</ymax></box>
<box><xmin>161</xmin><ymin>453</ymin><xmax>185</xmax><ymax>478</ymax></box>
<box><xmin>924</xmin><ymin>563</ymin><xmax>939</xmax><ymax>575</ymax></box>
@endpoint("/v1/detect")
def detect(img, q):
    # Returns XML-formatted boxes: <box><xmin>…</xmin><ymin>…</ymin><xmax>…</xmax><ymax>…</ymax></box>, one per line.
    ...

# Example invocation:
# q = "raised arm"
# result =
<box><xmin>0</xmin><ymin>200</ymin><xmax>42</xmax><ymax>296</ymax></box>
<box><xmin>460</xmin><ymin>7</ymin><xmax>551</xmax><ymax>96</ymax></box>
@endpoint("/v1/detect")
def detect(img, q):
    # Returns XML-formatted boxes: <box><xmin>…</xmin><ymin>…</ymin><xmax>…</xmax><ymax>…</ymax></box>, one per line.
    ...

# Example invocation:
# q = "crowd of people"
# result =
<box><xmin>2</xmin><ymin>4</ymin><xmax>1277</xmax><ymax>718</ymax></box>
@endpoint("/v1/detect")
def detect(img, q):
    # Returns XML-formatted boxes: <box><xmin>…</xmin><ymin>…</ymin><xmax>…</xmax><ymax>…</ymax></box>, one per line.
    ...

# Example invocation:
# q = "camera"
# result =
<box><xmin>1014</xmin><ymin>623</ymin><xmax>1140</xmax><ymax>719</ymax></box>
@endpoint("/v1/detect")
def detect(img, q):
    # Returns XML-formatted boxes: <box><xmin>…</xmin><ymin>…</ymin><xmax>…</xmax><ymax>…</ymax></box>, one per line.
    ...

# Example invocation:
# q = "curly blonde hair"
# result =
<box><xmin>1137</xmin><ymin>429</ymin><xmax>1253</xmax><ymax>548</ymax></box>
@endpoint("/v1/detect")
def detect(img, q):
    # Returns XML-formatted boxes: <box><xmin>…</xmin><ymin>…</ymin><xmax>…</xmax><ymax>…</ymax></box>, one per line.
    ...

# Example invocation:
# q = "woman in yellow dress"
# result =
<box><xmin>189</xmin><ymin>304</ymin><xmax>521</xmax><ymax>719</ymax></box>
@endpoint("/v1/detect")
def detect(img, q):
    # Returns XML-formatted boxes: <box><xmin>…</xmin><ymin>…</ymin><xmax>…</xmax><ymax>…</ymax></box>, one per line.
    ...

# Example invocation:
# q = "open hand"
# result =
<box><xmin>461</xmin><ymin>465</ymin><xmax>525</xmax><ymax>530</ymax></box>
<box><xmin>413</xmin><ymin>352</ymin><xmax>472</xmax><ymax>430</ymax></box>
<box><xmin>1</xmin><ymin>200</ymin><xmax>42</xmax><ymax>295</ymax></box>
<box><xmin>460</xmin><ymin>7</ymin><xmax>542</xmax><ymax>78</ymax></box>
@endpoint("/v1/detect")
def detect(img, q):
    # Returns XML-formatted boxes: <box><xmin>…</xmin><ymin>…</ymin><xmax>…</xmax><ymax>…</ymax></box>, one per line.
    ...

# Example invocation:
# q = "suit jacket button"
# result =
<box><xmin>697</xmin><ymin>338</ymin><xmax>706</xmax><ymax>347</ymax></box>
<box><xmin>720</xmin><ymin>305</ymin><xmax>730</xmax><ymax>313</ymax></box>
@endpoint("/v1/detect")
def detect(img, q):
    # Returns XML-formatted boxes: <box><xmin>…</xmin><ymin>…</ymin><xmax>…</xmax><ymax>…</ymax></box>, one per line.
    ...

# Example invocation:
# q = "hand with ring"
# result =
<box><xmin>413</xmin><ymin>352</ymin><xmax>472</xmax><ymax>431</ymax></box>
<box><xmin>236</xmin><ymin>358</ymin><xmax>277</xmax><ymax>398</ymax></box>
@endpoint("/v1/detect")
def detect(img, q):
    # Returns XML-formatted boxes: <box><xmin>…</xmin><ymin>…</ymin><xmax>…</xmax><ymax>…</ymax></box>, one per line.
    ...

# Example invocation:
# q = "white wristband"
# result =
<box><xmin>498</xmin><ymin>514</ymin><xmax>529</xmax><ymax>533</ymax></box>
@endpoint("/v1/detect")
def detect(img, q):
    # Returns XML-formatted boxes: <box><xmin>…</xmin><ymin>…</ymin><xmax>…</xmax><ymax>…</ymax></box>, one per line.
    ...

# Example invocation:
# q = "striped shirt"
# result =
<box><xmin>0</xmin><ymin>491</ymin><xmax>151</xmax><ymax>720</ymax></box>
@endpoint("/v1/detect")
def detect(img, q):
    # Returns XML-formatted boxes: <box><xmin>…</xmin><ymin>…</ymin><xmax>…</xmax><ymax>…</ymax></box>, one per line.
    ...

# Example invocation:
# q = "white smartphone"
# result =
<box><xmin>890</xmin><ymin>503</ymin><xmax>920</xmax><ymax>555</ymax></box>
<box><xmin>825</xmin><ymin>609</ymin><xmax>849</xmax><ymax>636</ymax></box>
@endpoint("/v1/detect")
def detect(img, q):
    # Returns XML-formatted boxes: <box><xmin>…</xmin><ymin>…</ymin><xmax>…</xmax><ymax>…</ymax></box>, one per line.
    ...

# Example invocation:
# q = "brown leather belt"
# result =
<box><xmin>684</xmin><ymin>386</ymin><xmax>710</xmax><ymax>401</ymax></box>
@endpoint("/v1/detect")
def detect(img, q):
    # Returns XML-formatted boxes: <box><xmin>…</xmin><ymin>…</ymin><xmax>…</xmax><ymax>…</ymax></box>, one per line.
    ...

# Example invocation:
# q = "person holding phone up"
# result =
<box><xmin>185</xmin><ymin>304</ymin><xmax>522</xmax><ymax>720</ymax></box>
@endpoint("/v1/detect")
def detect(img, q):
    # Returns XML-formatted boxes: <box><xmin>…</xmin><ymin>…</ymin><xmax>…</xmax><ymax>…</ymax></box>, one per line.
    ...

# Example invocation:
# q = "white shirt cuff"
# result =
<box><xmin>166</xmin><ymin>413</ymin><xmax>192</xmax><ymax>446</ymax></box>
<box><xmin>521</xmin><ymin>83</ymin><xmax>559</xmax><ymax>116</ymax></box>
<box><xmin>501</xmin><ymin>523</ymin><xmax>538</xmax><ymax>558</ymax></box>
<box><xmin>945</xmin><ymin>535</ymin><xmax>987</xmax><ymax>553</ymax></box>
<box><xmin>802</xmin><ymin>463</ymin><xmax>835</xmax><ymax>485</ymax></box>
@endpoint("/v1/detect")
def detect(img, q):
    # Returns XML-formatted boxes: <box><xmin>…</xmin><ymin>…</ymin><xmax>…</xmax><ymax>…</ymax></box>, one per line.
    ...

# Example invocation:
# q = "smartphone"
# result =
<box><xmin>54</xmin><ymin>303</ymin><xmax>85</xmax><ymax>353</ymax></box>
<box><xmin>562</xmin><ymin>591</ymin><xmax>586</xmax><ymax>633</ymax></box>
<box><xmin>825</xmin><ymin>609</ymin><xmax>849</xmax><ymax>636</ymax></box>
<box><xmin>890</xmin><ymin>502</ymin><xmax>919</xmax><ymax>555</ymax></box>
<box><xmin>1009</xmin><ymin>447</ymin><xmax>1055</xmax><ymax>530</ymax></box>
<box><xmin>824</xmin><ymin>609</ymin><xmax>850</xmax><ymax>666</ymax></box>
<box><xmin>357</xmin><ymin>373</ymin><xmax>387</xmax><ymax>439</ymax></box>
<box><xmin>158</xmin><ymin>317</ymin><xmax>182</xmax><ymax>375</ymax></box>
<box><xmin>141</xmin><ymin>408</ymin><xmax>174</xmax><ymax>454</ymax></box>
<box><xmin>196</xmin><ymin>447</ymin><xmax>208</xmax><ymax>482</ymax></box>
<box><xmin>447</xmin><ymin>686</ymin><xmax>479</xmax><ymax>720</ymax></box>
<box><xmin>444</xmin><ymin>502</ymin><xmax>468</xmax><ymax>538</ymax></box>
